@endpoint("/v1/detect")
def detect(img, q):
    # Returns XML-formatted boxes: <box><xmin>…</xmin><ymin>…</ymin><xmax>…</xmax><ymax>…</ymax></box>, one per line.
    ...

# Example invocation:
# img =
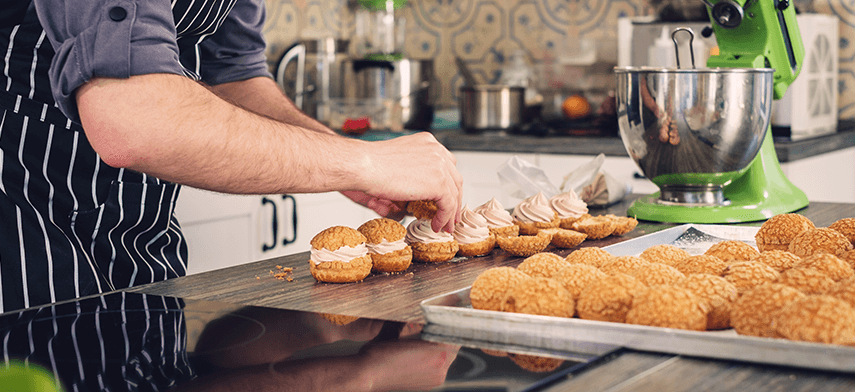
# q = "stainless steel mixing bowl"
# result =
<box><xmin>615</xmin><ymin>67</ymin><xmax>774</xmax><ymax>204</ymax></box>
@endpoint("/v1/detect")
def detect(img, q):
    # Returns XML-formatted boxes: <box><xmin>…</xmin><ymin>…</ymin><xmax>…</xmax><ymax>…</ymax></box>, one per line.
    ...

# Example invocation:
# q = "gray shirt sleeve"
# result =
<box><xmin>197</xmin><ymin>0</ymin><xmax>272</xmax><ymax>85</ymax></box>
<box><xmin>34</xmin><ymin>0</ymin><xmax>272</xmax><ymax>123</ymax></box>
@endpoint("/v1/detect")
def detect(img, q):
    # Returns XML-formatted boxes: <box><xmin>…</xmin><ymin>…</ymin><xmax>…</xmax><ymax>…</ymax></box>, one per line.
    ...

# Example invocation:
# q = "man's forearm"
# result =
<box><xmin>208</xmin><ymin>76</ymin><xmax>334</xmax><ymax>135</ymax></box>
<box><xmin>76</xmin><ymin>73</ymin><xmax>464</xmax><ymax>232</ymax></box>
<box><xmin>75</xmin><ymin>73</ymin><xmax>365</xmax><ymax>195</ymax></box>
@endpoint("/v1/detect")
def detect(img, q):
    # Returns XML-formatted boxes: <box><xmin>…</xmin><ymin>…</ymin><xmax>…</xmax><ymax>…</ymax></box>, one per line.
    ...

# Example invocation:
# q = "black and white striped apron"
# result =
<box><xmin>0</xmin><ymin>0</ymin><xmax>238</xmax><ymax>313</ymax></box>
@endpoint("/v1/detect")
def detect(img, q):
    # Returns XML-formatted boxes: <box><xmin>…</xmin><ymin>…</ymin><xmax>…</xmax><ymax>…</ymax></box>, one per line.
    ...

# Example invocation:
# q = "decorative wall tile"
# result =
<box><xmin>262</xmin><ymin>0</ymin><xmax>854</xmax><ymax>119</ymax></box>
<box><xmin>263</xmin><ymin>0</ymin><xmax>653</xmax><ymax>108</ymax></box>
<box><xmin>264</xmin><ymin>2</ymin><xmax>304</xmax><ymax>68</ymax></box>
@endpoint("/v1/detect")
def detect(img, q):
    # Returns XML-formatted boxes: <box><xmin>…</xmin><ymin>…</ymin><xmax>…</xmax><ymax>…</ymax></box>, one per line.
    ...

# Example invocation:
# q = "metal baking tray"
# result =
<box><xmin>420</xmin><ymin>224</ymin><xmax>855</xmax><ymax>372</ymax></box>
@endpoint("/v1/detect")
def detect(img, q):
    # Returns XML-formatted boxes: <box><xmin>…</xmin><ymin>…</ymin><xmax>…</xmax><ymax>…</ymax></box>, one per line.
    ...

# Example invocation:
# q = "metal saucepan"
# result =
<box><xmin>459</xmin><ymin>85</ymin><xmax>525</xmax><ymax>133</ymax></box>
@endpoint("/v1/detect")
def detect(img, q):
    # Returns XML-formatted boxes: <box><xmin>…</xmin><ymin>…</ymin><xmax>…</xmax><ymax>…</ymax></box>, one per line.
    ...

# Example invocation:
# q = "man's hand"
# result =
<box><xmin>340</xmin><ymin>191</ymin><xmax>408</xmax><ymax>222</ymax></box>
<box><xmin>355</xmin><ymin>132</ymin><xmax>463</xmax><ymax>233</ymax></box>
<box><xmin>358</xmin><ymin>339</ymin><xmax>461</xmax><ymax>391</ymax></box>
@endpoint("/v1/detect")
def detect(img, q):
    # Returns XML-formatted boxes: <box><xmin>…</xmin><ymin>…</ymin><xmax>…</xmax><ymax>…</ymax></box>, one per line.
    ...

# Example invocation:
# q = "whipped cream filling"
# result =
<box><xmin>453</xmin><ymin>206</ymin><xmax>491</xmax><ymax>245</ymax></box>
<box><xmin>550</xmin><ymin>189</ymin><xmax>589</xmax><ymax>219</ymax></box>
<box><xmin>512</xmin><ymin>191</ymin><xmax>555</xmax><ymax>223</ymax></box>
<box><xmin>311</xmin><ymin>243</ymin><xmax>368</xmax><ymax>265</ymax></box>
<box><xmin>473</xmin><ymin>197</ymin><xmax>514</xmax><ymax>228</ymax></box>
<box><xmin>365</xmin><ymin>238</ymin><xmax>408</xmax><ymax>254</ymax></box>
<box><xmin>405</xmin><ymin>219</ymin><xmax>455</xmax><ymax>244</ymax></box>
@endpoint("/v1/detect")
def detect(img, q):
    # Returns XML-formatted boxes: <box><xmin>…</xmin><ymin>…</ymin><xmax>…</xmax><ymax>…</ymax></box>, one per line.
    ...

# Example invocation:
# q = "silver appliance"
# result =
<box><xmin>341</xmin><ymin>58</ymin><xmax>436</xmax><ymax>130</ymax></box>
<box><xmin>275</xmin><ymin>38</ymin><xmax>350</xmax><ymax>124</ymax></box>
<box><xmin>618</xmin><ymin>14</ymin><xmax>840</xmax><ymax>141</ymax></box>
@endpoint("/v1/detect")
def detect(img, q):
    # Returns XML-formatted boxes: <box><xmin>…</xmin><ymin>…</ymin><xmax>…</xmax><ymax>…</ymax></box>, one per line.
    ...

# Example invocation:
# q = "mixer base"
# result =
<box><xmin>659</xmin><ymin>185</ymin><xmax>728</xmax><ymax>206</ymax></box>
<box><xmin>628</xmin><ymin>191</ymin><xmax>808</xmax><ymax>224</ymax></box>
<box><xmin>627</xmin><ymin>130</ymin><xmax>810</xmax><ymax>224</ymax></box>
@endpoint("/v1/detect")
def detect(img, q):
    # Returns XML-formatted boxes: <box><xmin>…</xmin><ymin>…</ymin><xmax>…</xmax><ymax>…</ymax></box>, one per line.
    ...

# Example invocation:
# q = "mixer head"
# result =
<box><xmin>703</xmin><ymin>0</ymin><xmax>805</xmax><ymax>99</ymax></box>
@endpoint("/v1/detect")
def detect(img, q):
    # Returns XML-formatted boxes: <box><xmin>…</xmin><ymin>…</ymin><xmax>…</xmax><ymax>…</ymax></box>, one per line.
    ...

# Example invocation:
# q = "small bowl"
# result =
<box><xmin>325</xmin><ymin>98</ymin><xmax>403</xmax><ymax>133</ymax></box>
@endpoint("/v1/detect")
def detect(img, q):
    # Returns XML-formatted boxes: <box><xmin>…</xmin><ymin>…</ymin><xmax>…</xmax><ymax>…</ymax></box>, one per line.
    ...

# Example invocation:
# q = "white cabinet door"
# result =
<box><xmin>174</xmin><ymin>187</ymin><xmax>258</xmax><ymax>275</ymax></box>
<box><xmin>780</xmin><ymin>147</ymin><xmax>855</xmax><ymax>203</ymax></box>
<box><xmin>253</xmin><ymin>194</ymin><xmax>300</xmax><ymax>261</ymax></box>
<box><xmin>176</xmin><ymin>187</ymin><xmax>380</xmax><ymax>275</ymax></box>
<box><xmin>271</xmin><ymin>192</ymin><xmax>375</xmax><ymax>257</ymax></box>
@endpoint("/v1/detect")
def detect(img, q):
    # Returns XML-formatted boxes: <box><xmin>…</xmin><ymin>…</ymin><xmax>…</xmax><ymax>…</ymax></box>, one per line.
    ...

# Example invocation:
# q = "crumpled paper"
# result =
<box><xmin>497</xmin><ymin>155</ymin><xmax>561</xmax><ymax>200</ymax></box>
<box><xmin>497</xmin><ymin>154</ymin><xmax>630</xmax><ymax>207</ymax></box>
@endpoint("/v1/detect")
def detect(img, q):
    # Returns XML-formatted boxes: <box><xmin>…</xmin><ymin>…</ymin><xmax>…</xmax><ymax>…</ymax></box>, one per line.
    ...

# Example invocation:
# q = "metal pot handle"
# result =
<box><xmin>352</xmin><ymin>59</ymin><xmax>396</xmax><ymax>73</ymax></box>
<box><xmin>276</xmin><ymin>43</ymin><xmax>307</xmax><ymax>109</ymax></box>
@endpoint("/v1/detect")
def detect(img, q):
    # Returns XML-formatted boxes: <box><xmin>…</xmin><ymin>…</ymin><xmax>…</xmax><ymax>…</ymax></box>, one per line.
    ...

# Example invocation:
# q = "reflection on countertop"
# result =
<box><xmin>0</xmin><ymin>291</ymin><xmax>604</xmax><ymax>392</ymax></box>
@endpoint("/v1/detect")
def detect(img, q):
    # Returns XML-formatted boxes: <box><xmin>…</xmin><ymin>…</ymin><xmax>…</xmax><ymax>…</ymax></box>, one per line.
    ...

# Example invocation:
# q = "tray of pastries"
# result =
<box><xmin>421</xmin><ymin>219</ymin><xmax>855</xmax><ymax>373</ymax></box>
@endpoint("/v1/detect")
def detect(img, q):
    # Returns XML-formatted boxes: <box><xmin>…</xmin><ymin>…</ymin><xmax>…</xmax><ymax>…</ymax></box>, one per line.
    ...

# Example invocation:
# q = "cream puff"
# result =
<box><xmin>540</xmin><ymin>228</ymin><xmax>587</xmax><ymax>249</ymax></box>
<box><xmin>512</xmin><ymin>192</ymin><xmax>560</xmax><ymax>235</ymax></box>
<box><xmin>309</xmin><ymin>226</ymin><xmax>373</xmax><ymax>283</ymax></box>
<box><xmin>496</xmin><ymin>230</ymin><xmax>553</xmax><ymax>257</ymax></box>
<box><xmin>405</xmin><ymin>219</ymin><xmax>459</xmax><ymax>263</ymax></box>
<box><xmin>754</xmin><ymin>213</ymin><xmax>816</xmax><ymax>252</ymax></box>
<box><xmin>571</xmin><ymin>215</ymin><xmax>617</xmax><ymax>240</ymax></box>
<box><xmin>357</xmin><ymin>218</ymin><xmax>412</xmax><ymax>273</ymax></box>
<box><xmin>605</xmin><ymin>214</ymin><xmax>639</xmax><ymax>236</ymax></box>
<box><xmin>549</xmin><ymin>189</ymin><xmax>590</xmax><ymax>229</ymax></box>
<box><xmin>473</xmin><ymin>198</ymin><xmax>519</xmax><ymax>238</ymax></box>
<box><xmin>406</xmin><ymin>200</ymin><xmax>438</xmax><ymax>220</ymax></box>
<box><xmin>453</xmin><ymin>205</ymin><xmax>496</xmax><ymax>257</ymax></box>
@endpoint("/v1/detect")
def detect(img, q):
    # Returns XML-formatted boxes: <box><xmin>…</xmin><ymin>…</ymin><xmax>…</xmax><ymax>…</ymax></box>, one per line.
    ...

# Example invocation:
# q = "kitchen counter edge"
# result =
<box><xmin>431</xmin><ymin>121</ymin><xmax>855</xmax><ymax>162</ymax></box>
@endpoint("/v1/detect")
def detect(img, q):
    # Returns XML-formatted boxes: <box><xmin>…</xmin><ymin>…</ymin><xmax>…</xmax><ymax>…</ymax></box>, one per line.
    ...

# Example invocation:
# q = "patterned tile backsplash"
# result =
<box><xmin>263</xmin><ymin>0</ymin><xmax>855</xmax><ymax>119</ymax></box>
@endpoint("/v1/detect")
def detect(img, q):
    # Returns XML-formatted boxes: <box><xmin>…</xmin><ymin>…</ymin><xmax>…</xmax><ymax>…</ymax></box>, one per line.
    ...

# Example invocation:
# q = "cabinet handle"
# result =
<box><xmin>261</xmin><ymin>197</ymin><xmax>278</xmax><ymax>252</ymax></box>
<box><xmin>282</xmin><ymin>194</ymin><xmax>297</xmax><ymax>245</ymax></box>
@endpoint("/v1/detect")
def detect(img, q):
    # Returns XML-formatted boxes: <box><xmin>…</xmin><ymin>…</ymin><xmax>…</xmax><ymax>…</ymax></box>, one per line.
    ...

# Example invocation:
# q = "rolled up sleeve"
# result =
<box><xmin>197</xmin><ymin>0</ymin><xmax>272</xmax><ymax>85</ymax></box>
<box><xmin>35</xmin><ymin>0</ymin><xmax>185</xmax><ymax>122</ymax></box>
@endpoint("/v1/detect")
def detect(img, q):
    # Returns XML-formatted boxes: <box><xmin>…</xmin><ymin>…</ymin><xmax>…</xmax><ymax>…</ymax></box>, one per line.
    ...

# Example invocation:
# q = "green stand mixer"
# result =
<box><xmin>615</xmin><ymin>0</ymin><xmax>808</xmax><ymax>223</ymax></box>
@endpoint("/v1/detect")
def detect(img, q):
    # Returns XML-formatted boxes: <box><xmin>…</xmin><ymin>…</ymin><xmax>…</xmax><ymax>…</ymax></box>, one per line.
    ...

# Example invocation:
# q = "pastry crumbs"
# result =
<box><xmin>270</xmin><ymin>265</ymin><xmax>295</xmax><ymax>281</ymax></box>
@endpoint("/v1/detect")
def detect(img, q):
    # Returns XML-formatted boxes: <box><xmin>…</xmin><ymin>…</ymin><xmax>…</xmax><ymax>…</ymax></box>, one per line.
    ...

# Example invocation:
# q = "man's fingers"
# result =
<box><xmin>431</xmin><ymin>209</ymin><xmax>454</xmax><ymax>234</ymax></box>
<box><xmin>432</xmin><ymin>183</ymin><xmax>461</xmax><ymax>233</ymax></box>
<box><xmin>369</xmin><ymin>199</ymin><xmax>407</xmax><ymax>221</ymax></box>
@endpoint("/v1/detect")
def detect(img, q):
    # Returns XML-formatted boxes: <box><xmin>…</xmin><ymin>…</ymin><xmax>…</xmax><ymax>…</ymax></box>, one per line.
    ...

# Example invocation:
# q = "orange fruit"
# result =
<box><xmin>562</xmin><ymin>95</ymin><xmax>591</xmax><ymax>119</ymax></box>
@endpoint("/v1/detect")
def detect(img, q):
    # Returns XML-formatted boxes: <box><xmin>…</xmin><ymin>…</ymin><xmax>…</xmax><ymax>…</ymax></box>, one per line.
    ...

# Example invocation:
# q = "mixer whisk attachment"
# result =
<box><xmin>671</xmin><ymin>27</ymin><xmax>697</xmax><ymax>69</ymax></box>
